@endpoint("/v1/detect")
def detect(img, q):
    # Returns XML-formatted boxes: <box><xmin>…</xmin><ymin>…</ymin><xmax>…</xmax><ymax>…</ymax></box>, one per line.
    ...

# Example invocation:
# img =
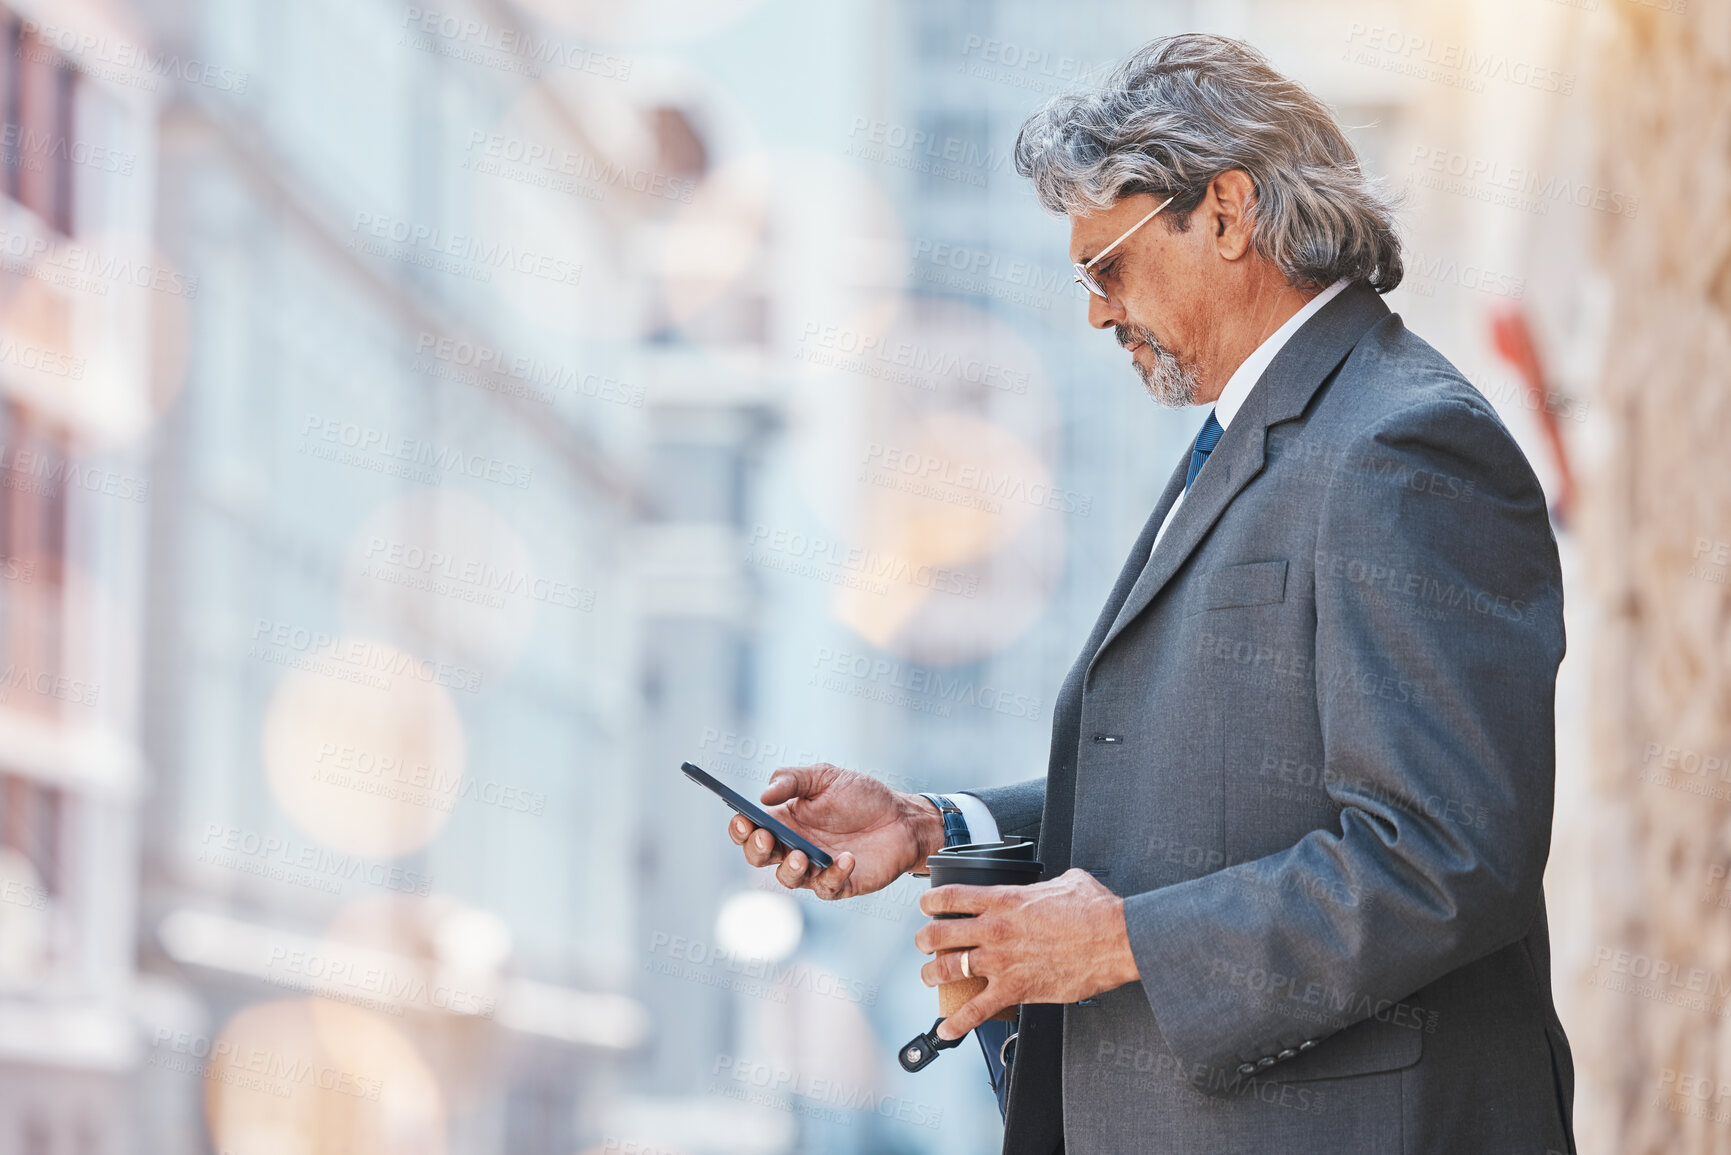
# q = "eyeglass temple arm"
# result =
<box><xmin>1082</xmin><ymin>194</ymin><xmax>1177</xmax><ymax>271</ymax></box>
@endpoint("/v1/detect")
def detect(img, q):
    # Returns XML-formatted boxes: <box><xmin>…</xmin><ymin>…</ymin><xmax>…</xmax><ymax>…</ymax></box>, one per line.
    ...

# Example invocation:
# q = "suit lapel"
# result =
<box><xmin>1034</xmin><ymin>458</ymin><xmax>1189</xmax><ymax>878</ymax></box>
<box><xmin>1086</xmin><ymin>282</ymin><xmax>1391</xmax><ymax>680</ymax></box>
<box><xmin>1090</xmin><ymin>457</ymin><xmax>1190</xmax><ymax>652</ymax></box>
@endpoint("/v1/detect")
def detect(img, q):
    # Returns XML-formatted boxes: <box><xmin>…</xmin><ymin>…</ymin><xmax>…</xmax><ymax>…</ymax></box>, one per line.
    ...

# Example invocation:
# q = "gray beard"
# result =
<box><xmin>1117</xmin><ymin>322</ymin><xmax>1201</xmax><ymax>408</ymax></box>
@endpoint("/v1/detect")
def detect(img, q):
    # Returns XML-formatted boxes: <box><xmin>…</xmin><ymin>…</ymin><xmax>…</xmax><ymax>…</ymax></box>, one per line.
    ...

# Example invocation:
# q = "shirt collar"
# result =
<box><xmin>1212</xmin><ymin>278</ymin><xmax>1351</xmax><ymax>430</ymax></box>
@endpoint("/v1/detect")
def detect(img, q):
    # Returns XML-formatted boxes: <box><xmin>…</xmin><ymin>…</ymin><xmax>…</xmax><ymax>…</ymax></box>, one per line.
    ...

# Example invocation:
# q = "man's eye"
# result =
<box><xmin>1096</xmin><ymin>260</ymin><xmax>1120</xmax><ymax>281</ymax></box>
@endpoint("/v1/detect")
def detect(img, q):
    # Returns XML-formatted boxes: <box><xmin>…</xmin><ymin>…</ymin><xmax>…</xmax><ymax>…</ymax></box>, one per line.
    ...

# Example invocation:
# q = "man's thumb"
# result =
<box><xmin>761</xmin><ymin>767</ymin><xmax>811</xmax><ymax>806</ymax></box>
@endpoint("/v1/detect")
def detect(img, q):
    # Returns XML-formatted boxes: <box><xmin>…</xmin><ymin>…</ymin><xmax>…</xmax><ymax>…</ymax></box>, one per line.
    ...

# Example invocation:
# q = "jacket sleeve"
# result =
<box><xmin>1121</xmin><ymin>395</ymin><xmax>1564</xmax><ymax>1089</ymax></box>
<box><xmin>962</xmin><ymin>777</ymin><xmax>1046</xmax><ymax>841</ymax></box>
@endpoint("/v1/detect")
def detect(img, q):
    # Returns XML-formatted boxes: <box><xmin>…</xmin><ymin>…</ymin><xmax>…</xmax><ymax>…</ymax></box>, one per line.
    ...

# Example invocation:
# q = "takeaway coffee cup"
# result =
<box><xmin>926</xmin><ymin>838</ymin><xmax>1044</xmax><ymax>1022</ymax></box>
<box><xmin>898</xmin><ymin>837</ymin><xmax>1046</xmax><ymax>1073</ymax></box>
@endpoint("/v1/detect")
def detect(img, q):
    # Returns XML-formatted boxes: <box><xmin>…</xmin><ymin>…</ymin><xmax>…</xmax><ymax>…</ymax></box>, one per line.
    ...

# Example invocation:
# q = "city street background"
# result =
<box><xmin>0</xmin><ymin>0</ymin><xmax>1718</xmax><ymax>1152</ymax></box>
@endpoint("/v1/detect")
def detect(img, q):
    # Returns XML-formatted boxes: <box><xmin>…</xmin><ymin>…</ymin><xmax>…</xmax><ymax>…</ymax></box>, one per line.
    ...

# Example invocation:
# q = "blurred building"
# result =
<box><xmin>127</xmin><ymin>1</ymin><xmax>690</xmax><ymax>1152</ymax></box>
<box><xmin>0</xmin><ymin>2</ymin><xmax>155</xmax><ymax>1151</ymax></box>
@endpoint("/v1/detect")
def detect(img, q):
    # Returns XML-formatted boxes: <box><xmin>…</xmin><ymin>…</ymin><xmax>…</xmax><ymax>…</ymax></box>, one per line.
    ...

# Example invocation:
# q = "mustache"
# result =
<box><xmin>1115</xmin><ymin>323</ymin><xmax>1158</xmax><ymax>351</ymax></box>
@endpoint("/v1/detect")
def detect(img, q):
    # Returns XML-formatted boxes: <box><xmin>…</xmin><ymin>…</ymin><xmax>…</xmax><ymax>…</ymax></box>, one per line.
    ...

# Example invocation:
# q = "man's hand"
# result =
<box><xmin>914</xmin><ymin>867</ymin><xmax>1140</xmax><ymax>1040</ymax></box>
<box><xmin>728</xmin><ymin>763</ymin><xmax>945</xmax><ymax>900</ymax></box>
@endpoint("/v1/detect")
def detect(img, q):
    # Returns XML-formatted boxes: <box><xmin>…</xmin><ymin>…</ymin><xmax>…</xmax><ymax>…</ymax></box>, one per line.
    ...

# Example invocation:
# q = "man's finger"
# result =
<box><xmin>761</xmin><ymin>765</ymin><xmax>816</xmax><ymax>807</ymax></box>
<box><xmin>743</xmin><ymin>827</ymin><xmax>787</xmax><ymax>868</ymax></box>
<box><xmin>920</xmin><ymin>946</ymin><xmax>989</xmax><ymax>987</ymax></box>
<box><xmin>935</xmin><ymin>984</ymin><xmax>1009</xmax><ymax>1041</ymax></box>
<box><xmin>811</xmin><ymin>851</ymin><xmax>856</xmax><ymax>900</ymax></box>
<box><xmin>919</xmin><ymin>883</ymin><xmax>994</xmax><ymax>918</ymax></box>
<box><xmin>728</xmin><ymin>815</ymin><xmax>751</xmax><ymax>845</ymax></box>
<box><xmin>775</xmin><ymin>849</ymin><xmax>813</xmax><ymax>890</ymax></box>
<box><xmin>913</xmin><ymin>917</ymin><xmax>984</xmax><ymax>956</ymax></box>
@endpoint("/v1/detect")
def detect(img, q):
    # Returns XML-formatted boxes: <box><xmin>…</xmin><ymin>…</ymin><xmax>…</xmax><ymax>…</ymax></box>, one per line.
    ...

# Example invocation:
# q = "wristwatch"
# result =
<box><xmin>910</xmin><ymin>793</ymin><xmax>972</xmax><ymax>876</ymax></box>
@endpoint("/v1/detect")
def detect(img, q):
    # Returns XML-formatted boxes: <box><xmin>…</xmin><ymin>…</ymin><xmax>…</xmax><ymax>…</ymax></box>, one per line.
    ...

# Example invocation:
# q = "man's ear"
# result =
<box><xmin>1208</xmin><ymin>169</ymin><xmax>1257</xmax><ymax>261</ymax></box>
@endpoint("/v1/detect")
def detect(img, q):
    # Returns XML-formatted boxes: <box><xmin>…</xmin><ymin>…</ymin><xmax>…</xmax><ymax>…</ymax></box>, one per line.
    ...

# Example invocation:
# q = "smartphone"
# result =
<box><xmin>682</xmin><ymin>761</ymin><xmax>835</xmax><ymax>871</ymax></box>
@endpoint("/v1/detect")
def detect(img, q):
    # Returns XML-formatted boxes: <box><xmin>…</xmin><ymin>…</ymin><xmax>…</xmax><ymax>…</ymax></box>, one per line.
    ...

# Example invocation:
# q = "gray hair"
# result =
<box><xmin>1014</xmin><ymin>35</ymin><xmax>1402</xmax><ymax>293</ymax></box>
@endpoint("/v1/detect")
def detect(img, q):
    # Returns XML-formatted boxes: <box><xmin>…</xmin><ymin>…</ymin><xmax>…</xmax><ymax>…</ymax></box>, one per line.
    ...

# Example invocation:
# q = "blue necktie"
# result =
<box><xmin>1184</xmin><ymin>409</ymin><xmax>1224</xmax><ymax>492</ymax></box>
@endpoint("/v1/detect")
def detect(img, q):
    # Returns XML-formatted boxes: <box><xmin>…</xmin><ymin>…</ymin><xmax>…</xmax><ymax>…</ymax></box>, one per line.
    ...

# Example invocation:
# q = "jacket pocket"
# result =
<box><xmin>1193</xmin><ymin>559</ymin><xmax>1289</xmax><ymax>612</ymax></box>
<box><xmin>1271</xmin><ymin>1012</ymin><xmax>1424</xmax><ymax>1082</ymax></box>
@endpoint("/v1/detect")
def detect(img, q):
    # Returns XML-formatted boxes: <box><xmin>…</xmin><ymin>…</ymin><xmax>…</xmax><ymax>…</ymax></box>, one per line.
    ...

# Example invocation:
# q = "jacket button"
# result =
<box><xmin>1256</xmin><ymin>1056</ymin><xmax>1276</xmax><ymax>1069</ymax></box>
<box><xmin>1277</xmin><ymin>1049</ymin><xmax>1297</xmax><ymax>1061</ymax></box>
<box><xmin>1298</xmin><ymin>1039</ymin><xmax>1317</xmax><ymax>1051</ymax></box>
<box><xmin>1236</xmin><ymin>1063</ymin><xmax>1257</xmax><ymax>1075</ymax></box>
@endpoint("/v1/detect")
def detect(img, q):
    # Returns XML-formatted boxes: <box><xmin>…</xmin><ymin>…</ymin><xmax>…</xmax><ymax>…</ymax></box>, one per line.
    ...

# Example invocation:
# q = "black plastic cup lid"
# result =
<box><xmin>927</xmin><ymin>838</ymin><xmax>1044</xmax><ymax>884</ymax></box>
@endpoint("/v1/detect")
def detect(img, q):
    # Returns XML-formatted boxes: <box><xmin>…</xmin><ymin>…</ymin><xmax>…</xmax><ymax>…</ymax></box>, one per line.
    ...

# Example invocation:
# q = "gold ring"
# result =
<box><xmin>961</xmin><ymin>950</ymin><xmax>972</xmax><ymax>980</ymax></box>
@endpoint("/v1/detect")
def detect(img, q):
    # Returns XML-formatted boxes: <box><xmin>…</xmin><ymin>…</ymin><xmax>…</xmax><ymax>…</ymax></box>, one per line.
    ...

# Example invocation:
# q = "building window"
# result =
<box><xmin>0</xmin><ymin>401</ymin><xmax>68</xmax><ymax>716</ymax></box>
<box><xmin>0</xmin><ymin>773</ymin><xmax>61</xmax><ymax>899</ymax></box>
<box><xmin>0</xmin><ymin>12</ymin><xmax>78</xmax><ymax>236</ymax></box>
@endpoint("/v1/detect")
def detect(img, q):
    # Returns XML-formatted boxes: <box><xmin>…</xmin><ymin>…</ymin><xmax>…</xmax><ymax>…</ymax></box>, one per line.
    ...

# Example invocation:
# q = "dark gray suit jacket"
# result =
<box><xmin>969</xmin><ymin>282</ymin><xmax>1575</xmax><ymax>1155</ymax></box>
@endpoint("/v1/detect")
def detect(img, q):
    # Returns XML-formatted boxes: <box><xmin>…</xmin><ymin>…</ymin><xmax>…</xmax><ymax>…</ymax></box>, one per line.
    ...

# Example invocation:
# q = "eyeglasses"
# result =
<box><xmin>1072</xmin><ymin>194</ymin><xmax>1177</xmax><ymax>299</ymax></box>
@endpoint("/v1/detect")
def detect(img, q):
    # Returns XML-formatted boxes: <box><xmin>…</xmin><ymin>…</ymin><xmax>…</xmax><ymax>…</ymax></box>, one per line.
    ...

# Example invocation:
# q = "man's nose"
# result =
<box><xmin>1087</xmin><ymin>290</ymin><xmax>1126</xmax><ymax>330</ymax></box>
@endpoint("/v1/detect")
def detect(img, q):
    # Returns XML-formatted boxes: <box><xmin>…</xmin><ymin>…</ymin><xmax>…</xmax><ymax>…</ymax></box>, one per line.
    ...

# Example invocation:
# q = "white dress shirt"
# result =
<box><xmin>945</xmin><ymin>793</ymin><xmax>999</xmax><ymax>844</ymax></box>
<box><xmin>1150</xmin><ymin>279</ymin><xmax>1351</xmax><ymax>558</ymax></box>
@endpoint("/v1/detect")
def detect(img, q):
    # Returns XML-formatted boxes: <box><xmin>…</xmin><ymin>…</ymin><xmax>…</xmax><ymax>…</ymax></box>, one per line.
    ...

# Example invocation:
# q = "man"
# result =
<box><xmin>728</xmin><ymin>34</ymin><xmax>1575</xmax><ymax>1155</ymax></box>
